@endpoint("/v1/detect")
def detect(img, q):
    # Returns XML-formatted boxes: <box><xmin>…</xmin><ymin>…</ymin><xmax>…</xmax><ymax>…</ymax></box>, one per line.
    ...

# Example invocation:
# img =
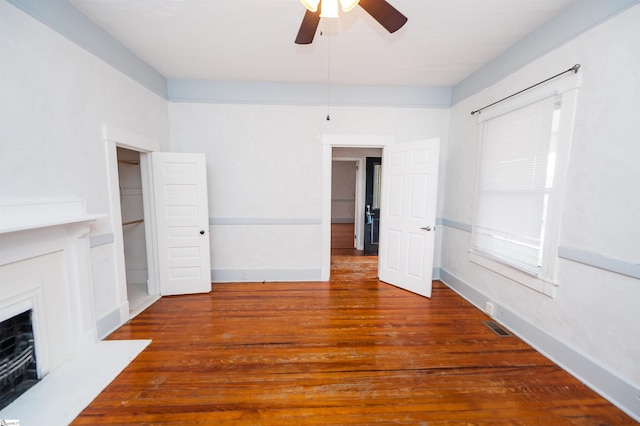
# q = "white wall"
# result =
<box><xmin>0</xmin><ymin>2</ymin><xmax>170</xmax><ymax>335</ymax></box>
<box><xmin>169</xmin><ymin>103</ymin><xmax>449</xmax><ymax>281</ymax></box>
<box><xmin>441</xmin><ymin>3</ymin><xmax>640</xmax><ymax>409</ymax></box>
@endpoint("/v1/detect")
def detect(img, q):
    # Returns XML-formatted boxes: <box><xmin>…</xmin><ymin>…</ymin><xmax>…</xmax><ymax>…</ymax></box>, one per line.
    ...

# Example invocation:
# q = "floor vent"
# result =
<box><xmin>483</xmin><ymin>321</ymin><xmax>511</xmax><ymax>337</ymax></box>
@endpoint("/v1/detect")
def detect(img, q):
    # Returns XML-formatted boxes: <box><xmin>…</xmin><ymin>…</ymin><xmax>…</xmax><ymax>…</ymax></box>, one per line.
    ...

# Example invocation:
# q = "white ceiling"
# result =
<box><xmin>68</xmin><ymin>0</ymin><xmax>577</xmax><ymax>87</ymax></box>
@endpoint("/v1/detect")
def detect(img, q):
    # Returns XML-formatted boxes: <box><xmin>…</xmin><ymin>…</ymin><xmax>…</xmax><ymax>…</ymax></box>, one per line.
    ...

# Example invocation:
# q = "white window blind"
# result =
<box><xmin>473</xmin><ymin>95</ymin><xmax>559</xmax><ymax>276</ymax></box>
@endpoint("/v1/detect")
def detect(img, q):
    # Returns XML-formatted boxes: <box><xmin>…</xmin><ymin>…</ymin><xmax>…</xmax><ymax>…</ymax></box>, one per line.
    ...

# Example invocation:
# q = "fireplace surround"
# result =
<box><xmin>0</xmin><ymin>200</ymin><xmax>104</xmax><ymax>393</ymax></box>
<box><xmin>0</xmin><ymin>201</ymin><xmax>152</xmax><ymax>424</ymax></box>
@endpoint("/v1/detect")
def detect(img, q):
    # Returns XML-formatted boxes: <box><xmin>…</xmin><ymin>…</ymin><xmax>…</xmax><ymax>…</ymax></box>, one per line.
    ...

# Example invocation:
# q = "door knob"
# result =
<box><xmin>421</xmin><ymin>226</ymin><xmax>433</xmax><ymax>231</ymax></box>
<box><xmin>200</xmin><ymin>230</ymin><xmax>205</xmax><ymax>235</ymax></box>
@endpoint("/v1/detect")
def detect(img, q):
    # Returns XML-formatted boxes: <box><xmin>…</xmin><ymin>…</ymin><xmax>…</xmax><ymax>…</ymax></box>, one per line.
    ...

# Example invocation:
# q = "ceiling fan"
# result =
<box><xmin>295</xmin><ymin>0</ymin><xmax>408</xmax><ymax>45</ymax></box>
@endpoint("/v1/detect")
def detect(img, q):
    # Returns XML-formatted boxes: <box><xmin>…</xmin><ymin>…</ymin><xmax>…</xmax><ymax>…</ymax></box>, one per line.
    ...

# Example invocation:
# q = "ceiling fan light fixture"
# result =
<box><xmin>339</xmin><ymin>0</ymin><xmax>360</xmax><ymax>12</ymax></box>
<box><xmin>295</xmin><ymin>0</ymin><xmax>406</xmax><ymax>45</ymax></box>
<box><xmin>320</xmin><ymin>0</ymin><xmax>339</xmax><ymax>18</ymax></box>
<box><xmin>300</xmin><ymin>0</ymin><xmax>321</xmax><ymax>12</ymax></box>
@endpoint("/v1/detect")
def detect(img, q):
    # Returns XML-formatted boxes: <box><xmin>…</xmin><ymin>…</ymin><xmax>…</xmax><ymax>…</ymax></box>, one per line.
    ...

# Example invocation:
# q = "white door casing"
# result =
<box><xmin>321</xmin><ymin>135</ymin><xmax>395</xmax><ymax>280</ymax></box>
<box><xmin>378</xmin><ymin>139</ymin><xmax>440</xmax><ymax>298</ymax></box>
<box><xmin>151</xmin><ymin>152</ymin><xmax>212</xmax><ymax>295</ymax></box>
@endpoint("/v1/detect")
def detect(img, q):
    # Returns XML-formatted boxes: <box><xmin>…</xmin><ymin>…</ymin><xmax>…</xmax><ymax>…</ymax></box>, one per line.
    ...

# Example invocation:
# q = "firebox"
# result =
<box><xmin>0</xmin><ymin>310</ymin><xmax>39</xmax><ymax>410</ymax></box>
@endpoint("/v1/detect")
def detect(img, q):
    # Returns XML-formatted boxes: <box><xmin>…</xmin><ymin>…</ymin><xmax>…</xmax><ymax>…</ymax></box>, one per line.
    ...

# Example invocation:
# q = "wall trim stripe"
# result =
<box><xmin>168</xmin><ymin>80</ymin><xmax>452</xmax><ymax>108</ymax></box>
<box><xmin>10</xmin><ymin>0</ymin><xmax>637</xmax><ymax>107</ymax></box>
<box><xmin>441</xmin><ymin>218</ymin><xmax>472</xmax><ymax>233</ymax></box>
<box><xmin>7</xmin><ymin>0</ymin><xmax>168</xmax><ymax>99</ymax></box>
<box><xmin>558</xmin><ymin>246</ymin><xmax>640</xmax><ymax>279</ymax></box>
<box><xmin>331</xmin><ymin>218</ymin><xmax>355</xmax><ymax>224</ymax></box>
<box><xmin>439</xmin><ymin>269</ymin><xmax>640</xmax><ymax>422</ymax></box>
<box><xmin>210</xmin><ymin>217</ymin><xmax>321</xmax><ymax>226</ymax></box>
<box><xmin>452</xmin><ymin>0</ymin><xmax>640</xmax><ymax>104</ymax></box>
<box><xmin>438</xmin><ymin>219</ymin><xmax>639</xmax><ymax>279</ymax></box>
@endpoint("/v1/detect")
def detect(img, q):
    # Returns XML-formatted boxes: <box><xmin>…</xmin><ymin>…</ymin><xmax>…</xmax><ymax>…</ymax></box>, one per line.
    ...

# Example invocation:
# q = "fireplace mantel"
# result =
<box><xmin>0</xmin><ymin>200</ymin><xmax>106</xmax><ymax>377</ymax></box>
<box><xmin>0</xmin><ymin>199</ymin><xmax>105</xmax><ymax>235</ymax></box>
<box><xmin>0</xmin><ymin>213</ymin><xmax>105</xmax><ymax>235</ymax></box>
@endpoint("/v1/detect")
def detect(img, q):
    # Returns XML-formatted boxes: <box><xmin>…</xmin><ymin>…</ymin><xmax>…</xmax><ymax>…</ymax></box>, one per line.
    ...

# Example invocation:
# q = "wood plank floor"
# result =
<box><xmin>73</xmin><ymin>253</ymin><xmax>635</xmax><ymax>425</ymax></box>
<box><xmin>331</xmin><ymin>223</ymin><xmax>355</xmax><ymax>249</ymax></box>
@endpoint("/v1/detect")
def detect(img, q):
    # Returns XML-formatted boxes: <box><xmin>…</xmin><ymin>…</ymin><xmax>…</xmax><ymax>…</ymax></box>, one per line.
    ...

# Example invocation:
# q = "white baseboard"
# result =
<box><xmin>96</xmin><ymin>302</ymin><xmax>129</xmax><ymax>339</ymax></box>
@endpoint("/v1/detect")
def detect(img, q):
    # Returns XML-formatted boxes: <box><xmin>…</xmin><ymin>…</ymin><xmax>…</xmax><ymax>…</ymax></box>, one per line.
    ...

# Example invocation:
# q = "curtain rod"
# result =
<box><xmin>470</xmin><ymin>64</ymin><xmax>580</xmax><ymax>115</ymax></box>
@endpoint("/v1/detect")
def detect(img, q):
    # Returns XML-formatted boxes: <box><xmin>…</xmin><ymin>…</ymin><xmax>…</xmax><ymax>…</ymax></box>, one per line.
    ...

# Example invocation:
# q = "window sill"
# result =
<box><xmin>468</xmin><ymin>250</ymin><xmax>558</xmax><ymax>298</ymax></box>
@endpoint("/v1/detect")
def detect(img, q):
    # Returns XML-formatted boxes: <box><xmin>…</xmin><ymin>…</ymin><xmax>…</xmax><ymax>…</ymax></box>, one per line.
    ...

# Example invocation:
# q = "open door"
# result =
<box><xmin>378</xmin><ymin>139</ymin><xmax>439</xmax><ymax>298</ymax></box>
<box><xmin>151</xmin><ymin>152</ymin><xmax>212</xmax><ymax>296</ymax></box>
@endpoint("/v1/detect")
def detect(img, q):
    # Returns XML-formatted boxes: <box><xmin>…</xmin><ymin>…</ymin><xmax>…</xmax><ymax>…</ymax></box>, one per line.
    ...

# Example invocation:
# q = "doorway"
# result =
<box><xmin>116</xmin><ymin>147</ymin><xmax>157</xmax><ymax>317</ymax></box>
<box><xmin>322</xmin><ymin>137</ymin><xmax>392</xmax><ymax>280</ymax></box>
<box><xmin>331</xmin><ymin>160</ymin><xmax>357</xmax><ymax>250</ymax></box>
<box><xmin>322</xmin><ymin>135</ymin><xmax>440</xmax><ymax>297</ymax></box>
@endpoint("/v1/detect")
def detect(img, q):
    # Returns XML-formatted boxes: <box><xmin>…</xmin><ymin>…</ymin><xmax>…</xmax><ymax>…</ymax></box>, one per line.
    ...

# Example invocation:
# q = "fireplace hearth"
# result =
<box><xmin>0</xmin><ymin>310</ymin><xmax>39</xmax><ymax>410</ymax></box>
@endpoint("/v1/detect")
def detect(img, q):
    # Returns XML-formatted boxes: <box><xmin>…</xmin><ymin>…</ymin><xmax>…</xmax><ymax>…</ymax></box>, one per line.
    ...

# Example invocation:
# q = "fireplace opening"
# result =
<box><xmin>0</xmin><ymin>310</ymin><xmax>39</xmax><ymax>410</ymax></box>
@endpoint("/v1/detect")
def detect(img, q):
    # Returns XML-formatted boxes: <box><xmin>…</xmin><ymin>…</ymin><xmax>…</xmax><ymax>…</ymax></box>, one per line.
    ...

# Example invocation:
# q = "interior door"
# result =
<box><xmin>151</xmin><ymin>152</ymin><xmax>212</xmax><ymax>296</ymax></box>
<box><xmin>378</xmin><ymin>139</ymin><xmax>440</xmax><ymax>298</ymax></box>
<box><xmin>364</xmin><ymin>157</ymin><xmax>382</xmax><ymax>255</ymax></box>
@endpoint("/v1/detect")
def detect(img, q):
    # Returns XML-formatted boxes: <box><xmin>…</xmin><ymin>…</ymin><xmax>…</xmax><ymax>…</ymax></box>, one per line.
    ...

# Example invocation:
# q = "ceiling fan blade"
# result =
<box><xmin>358</xmin><ymin>0</ymin><xmax>407</xmax><ymax>33</ymax></box>
<box><xmin>295</xmin><ymin>9</ymin><xmax>321</xmax><ymax>44</ymax></box>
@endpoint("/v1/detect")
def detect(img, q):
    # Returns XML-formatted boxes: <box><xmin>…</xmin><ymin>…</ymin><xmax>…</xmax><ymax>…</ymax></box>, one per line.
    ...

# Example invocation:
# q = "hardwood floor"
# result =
<box><xmin>331</xmin><ymin>223</ymin><xmax>355</xmax><ymax>249</ymax></box>
<box><xmin>73</xmin><ymin>253</ymin><xmax>634</xmax><ymax>425</ymax></box>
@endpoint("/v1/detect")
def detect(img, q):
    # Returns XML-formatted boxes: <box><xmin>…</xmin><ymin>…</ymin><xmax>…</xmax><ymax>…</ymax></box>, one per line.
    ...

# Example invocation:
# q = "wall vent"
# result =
<box><xmin>483</xmin><ymin>321</ymin><xmax>511</xmax><ymax>337</ymax></box>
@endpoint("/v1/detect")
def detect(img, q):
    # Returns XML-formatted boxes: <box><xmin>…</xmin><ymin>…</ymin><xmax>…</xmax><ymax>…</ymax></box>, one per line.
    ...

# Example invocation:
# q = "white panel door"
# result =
<box><xmin>152</xmin><ymin>152</ymin><xmax>212</xmax><ymax>295</ymax></box>
<box><xmin>378</xmin><ymin>139</ymin><xmax>440</xmax><ymax>298</ymax></box>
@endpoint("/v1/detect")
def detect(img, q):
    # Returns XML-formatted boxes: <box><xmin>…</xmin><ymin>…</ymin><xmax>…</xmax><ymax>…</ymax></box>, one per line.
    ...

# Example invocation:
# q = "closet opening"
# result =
<box><xmin>116</xmin><ymin>147</ymin><xmax>157</xmax><ymax>317</ymax></box>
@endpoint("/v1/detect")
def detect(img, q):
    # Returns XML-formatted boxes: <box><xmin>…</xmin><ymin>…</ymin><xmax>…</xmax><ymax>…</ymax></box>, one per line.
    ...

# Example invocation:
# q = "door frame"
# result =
<box><xmin>104</xmin><ymin>126</ymin><xmax>161</xmax><ymax>320</ymax></box>
<box><xmin>321</xmin><ymin>135</ymin><xmax>395</xmax><ymax>280</ymax></box>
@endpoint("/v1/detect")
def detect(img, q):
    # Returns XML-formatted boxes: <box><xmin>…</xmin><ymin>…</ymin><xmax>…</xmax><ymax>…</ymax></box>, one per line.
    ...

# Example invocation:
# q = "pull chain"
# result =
<box><xmin>324</xmin><ymin>22</ymin><xmax>331</xmax><ymax>121</ymax></box>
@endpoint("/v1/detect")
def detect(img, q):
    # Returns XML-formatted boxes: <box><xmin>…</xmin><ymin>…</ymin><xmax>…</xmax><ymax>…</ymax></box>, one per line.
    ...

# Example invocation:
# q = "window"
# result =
<box><xmin>469</xmin><ymin>82</ymin><xmax>578</xmax><ymax>297</ymax></box>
